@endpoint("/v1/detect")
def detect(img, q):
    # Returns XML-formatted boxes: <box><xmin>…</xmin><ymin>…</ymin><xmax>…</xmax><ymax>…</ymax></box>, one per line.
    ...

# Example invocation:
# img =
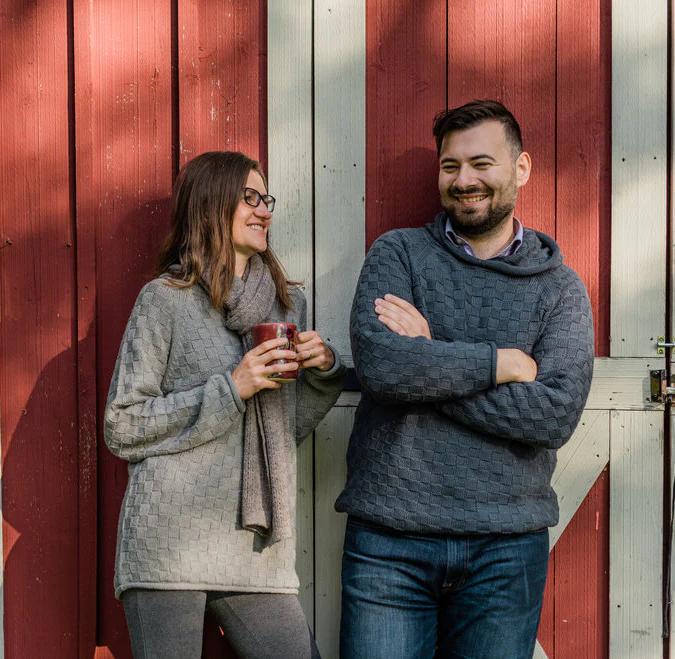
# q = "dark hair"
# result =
<box><xmin>432</xmin><ymin>100</ymin><xmax>523</xmax><ymax>157</ymax></box>
<box><xmin>158</xmin><ymin>151</ymin><xmax>295</xmax><ymax>311</ymax></box>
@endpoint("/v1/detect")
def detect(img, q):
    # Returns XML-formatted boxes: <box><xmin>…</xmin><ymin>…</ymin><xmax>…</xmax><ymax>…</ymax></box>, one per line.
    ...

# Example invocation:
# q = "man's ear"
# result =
<box><xmin>515</xmin><ymin>151</ymin><xmax>532</xmax><ymax>188</ymax></box>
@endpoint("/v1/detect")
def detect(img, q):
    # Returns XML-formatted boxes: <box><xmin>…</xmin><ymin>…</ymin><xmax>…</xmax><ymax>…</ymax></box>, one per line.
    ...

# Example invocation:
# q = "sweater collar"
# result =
<box><xmin>427</xmin><ymin>212</ymin><xmax>563</xmax><ymax>276</ymax></box>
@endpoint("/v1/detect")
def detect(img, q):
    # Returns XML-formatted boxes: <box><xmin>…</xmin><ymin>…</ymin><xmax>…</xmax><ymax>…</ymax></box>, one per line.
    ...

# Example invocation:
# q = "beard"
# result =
<box><xmin>441</xmin><ymin>179</ymin><xmax>517</xmax><ymax>237</ymax></box>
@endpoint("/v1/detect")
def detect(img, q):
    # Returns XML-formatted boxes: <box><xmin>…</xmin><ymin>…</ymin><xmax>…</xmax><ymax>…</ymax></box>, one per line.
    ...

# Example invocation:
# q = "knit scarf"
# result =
<box><xmin>220</xmin><ymin>255</ymin><xmax>294</xmax><ymax>546</ymax></box>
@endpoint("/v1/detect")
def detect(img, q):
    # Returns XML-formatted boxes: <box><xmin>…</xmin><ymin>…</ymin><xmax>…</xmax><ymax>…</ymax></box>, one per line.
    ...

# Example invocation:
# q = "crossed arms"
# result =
<box><xmin>350</xmin><ymin>233</ymin><xmax>595</xmax><ymax>450</ymax></box>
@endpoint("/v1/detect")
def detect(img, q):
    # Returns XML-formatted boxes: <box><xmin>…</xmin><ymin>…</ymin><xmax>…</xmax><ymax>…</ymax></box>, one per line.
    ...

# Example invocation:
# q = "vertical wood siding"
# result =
<box><xmin>0</xmin><ymin>1</ymin><xmax>78</xmax><ymax>657</ymax></box>
<box><xmin>74</xmin><ymin>0</ymin><xmax>176</xmax><ymax>656</ymax></box>
<box><xmin>0</xmin><ymin>1</ymin><xmax>626</xmax><ymax>658</ymax></box>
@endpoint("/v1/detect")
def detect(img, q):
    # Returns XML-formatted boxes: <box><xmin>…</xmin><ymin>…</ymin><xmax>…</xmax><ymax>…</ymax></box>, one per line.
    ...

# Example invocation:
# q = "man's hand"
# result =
<box><xmin>374</xmin><ymin>294</ymin><xmax>432</xmax><ymax>339</ymax></box>
<box><xmin>496</xmin><ymin>348</ymin><xmax>538</xmax><ymax>384</ymax></box>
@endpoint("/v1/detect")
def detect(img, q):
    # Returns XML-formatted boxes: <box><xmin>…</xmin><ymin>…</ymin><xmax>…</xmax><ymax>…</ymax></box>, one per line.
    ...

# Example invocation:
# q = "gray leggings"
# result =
<box><xmin>121</xmin><ymin>589</ymin><xmax>321</xmax><ymax>659</ymax></box>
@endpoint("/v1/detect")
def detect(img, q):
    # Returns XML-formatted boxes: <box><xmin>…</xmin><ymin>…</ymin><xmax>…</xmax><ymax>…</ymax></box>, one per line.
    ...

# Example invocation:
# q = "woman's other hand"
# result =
<box><xmin>295</xmin><ymin>331</ymin><xmax>335</xmax><ymax>371</ymax></box>
<box><xmin>231</xmin><ymin>337</ymin><xmax>298</xmax><ymax>400</ymax></box>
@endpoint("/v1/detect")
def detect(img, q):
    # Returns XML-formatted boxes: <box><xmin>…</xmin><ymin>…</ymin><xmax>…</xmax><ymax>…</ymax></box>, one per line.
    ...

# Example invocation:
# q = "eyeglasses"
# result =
<box><xmin>242</xmin><ymin>187</ymin><xmax>276</xmax><ymax>212</ymax></box>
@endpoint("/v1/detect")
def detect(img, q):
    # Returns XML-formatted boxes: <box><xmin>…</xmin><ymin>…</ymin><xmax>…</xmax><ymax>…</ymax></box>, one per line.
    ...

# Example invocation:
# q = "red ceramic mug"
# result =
<box><xmin>251</xmin><ymin>322</ymin><xmax>298</xmax><ymax>382</ymax></box>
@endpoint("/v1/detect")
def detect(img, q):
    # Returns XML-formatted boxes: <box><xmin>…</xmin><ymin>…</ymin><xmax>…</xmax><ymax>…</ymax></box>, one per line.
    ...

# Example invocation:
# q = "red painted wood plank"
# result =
<box><xmin>73</xmin><ymin>0</ymin><xmax>174</xmax><ymax>656</ymax></box>
<box><xmin>555</xmin><ymin>0</ymin><xmax>611</xmax><ymax>355</ymax></box>
<box><xmin>365</xmin><ymin>0</ymin><xmax>447</xmax><ymax>248</ymax></box>
<box><xmin>0</xmin><ymin>1</ymin><xmax>78</xmax><ymax>657</ymax></box>
<box><xmin>538</xmin><ymin>551</ymin><xmax>556</xmax><ymax>657</ymax></box>
<box><xmin>446</xmin><ymin>0</ymin><xmax>557</xmax><ymax>238</ymax></box>
<box><xmin>554</xmin><ymin>470</ymin><xmax>609</xmax><ymax>659</ymax></box>
<box><xmin>178</xmin><ymin>0</ymin><xmax>267</xmax><ymax>167</ymax></box>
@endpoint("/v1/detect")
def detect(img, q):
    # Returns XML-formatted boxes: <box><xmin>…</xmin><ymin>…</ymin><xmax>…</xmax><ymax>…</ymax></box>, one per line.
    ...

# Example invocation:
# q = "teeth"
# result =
<box><xmin>249</xmin><ymin>225</ymin><xmax>265</xmax><ymax>231</ymax></box>
<box><xmin>459</xmin><ymin>195</ymin><xmax>487</xmax><ymax>203</ymax></box>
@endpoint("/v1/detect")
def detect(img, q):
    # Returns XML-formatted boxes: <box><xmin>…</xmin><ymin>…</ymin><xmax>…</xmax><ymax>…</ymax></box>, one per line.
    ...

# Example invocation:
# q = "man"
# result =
<box><xmin>335</xmin><ymin>100</ymin><xmax>594</xmax><ymax>659</ymax></box>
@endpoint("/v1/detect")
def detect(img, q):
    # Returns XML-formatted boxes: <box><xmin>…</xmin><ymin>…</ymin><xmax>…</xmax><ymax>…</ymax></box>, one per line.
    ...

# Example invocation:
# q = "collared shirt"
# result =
<box><xmin>445</xmin><ymin>217</ymin><xmax>524</xmax><ymax>259</ymax></box>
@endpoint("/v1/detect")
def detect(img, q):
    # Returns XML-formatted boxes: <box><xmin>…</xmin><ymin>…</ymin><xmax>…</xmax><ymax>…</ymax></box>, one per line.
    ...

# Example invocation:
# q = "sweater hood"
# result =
<box><xmin>426</xmin><ymin>212</ymin><xmax>563</xmax><ymax>276</ymax></box>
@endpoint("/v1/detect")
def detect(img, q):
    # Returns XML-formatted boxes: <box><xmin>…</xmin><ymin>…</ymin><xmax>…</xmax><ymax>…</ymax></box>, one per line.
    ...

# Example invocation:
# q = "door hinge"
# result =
<box><xmin>650</xmin><ymin>369</ymin><xmax>675</xmax><ymax>402</ymax></box>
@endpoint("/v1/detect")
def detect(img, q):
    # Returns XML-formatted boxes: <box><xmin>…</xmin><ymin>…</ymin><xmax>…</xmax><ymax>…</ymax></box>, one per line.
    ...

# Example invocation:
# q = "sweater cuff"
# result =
<box><xmin>224</xmin><ymin>371</ymin><xmax>247</xmax><ymax>414</ymax></box>
<box><xmin>308</xmin><ymin>342</ymin><xmax>345</xmax><ymax>379</ymax></box>
<box><xmin>488</xmin><ymin>341</ymin><xmax>498</xmax><ymax>388</ymax></box>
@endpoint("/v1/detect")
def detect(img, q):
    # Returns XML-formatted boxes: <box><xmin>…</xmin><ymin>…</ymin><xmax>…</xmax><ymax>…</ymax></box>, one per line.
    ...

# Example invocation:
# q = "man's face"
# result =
<box><xmin>438</xmin><ymin>120</ymin><xmax>530</xmax><ymax>237</ymax></box>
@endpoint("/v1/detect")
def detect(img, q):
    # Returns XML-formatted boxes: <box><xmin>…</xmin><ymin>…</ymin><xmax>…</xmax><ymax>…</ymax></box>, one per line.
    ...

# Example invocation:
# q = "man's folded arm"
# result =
<box><xmin>351</xmin><ymin>233</ymin><xmax>498</xmax><ymax>402</ymax></box>
<box><xmin>437</xmin><ymin>278</ymin><xmax>595</xmax><ymax>449</ymax></box>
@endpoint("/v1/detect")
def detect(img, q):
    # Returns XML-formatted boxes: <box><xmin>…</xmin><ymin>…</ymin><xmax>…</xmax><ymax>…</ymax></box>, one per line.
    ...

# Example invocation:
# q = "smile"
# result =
<box><xmin>455</xmin><ymin>194</ymin><xmax>488</xmax><ymax>203</ymax></box>
<box><xmin>248</xmin><ymin>224</ymin><xmax>267</xmax><ymax>231</ymax></box>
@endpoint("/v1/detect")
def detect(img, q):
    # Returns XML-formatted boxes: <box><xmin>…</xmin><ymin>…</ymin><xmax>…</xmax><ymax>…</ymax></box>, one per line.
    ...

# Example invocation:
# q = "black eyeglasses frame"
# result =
<box><xmin>242</xmin><ymin>187</ymin><xmax>276</xmax><ymax>212</ymax></box>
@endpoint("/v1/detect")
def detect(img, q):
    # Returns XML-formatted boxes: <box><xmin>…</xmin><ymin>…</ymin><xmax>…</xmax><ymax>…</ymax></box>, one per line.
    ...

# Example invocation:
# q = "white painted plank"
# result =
<box><xmin>314</xmin><ymin>407</ymin><xmax>353</xmax><ymax>659</ymax></box>
<box><xmin>609</xmin><ymin>410</ymin><xmax>663</xmax><ymax>658</ymax></box>
<box><xmin>532</xmin><ymin>641</ymin><xmax>548</xmax><ymax>659</ymax></box>
<box><xmin>295</xmin><ymin>434</ymin><xmax>314</xmax><ymax>625</ymax></box>
<box><xmin>267</xmin><ymin>0</ymin><xmax>313</xmax><ymax>296</ymax></box>
<box><xmin>611</xmin><ymin>0</ymin><xmax>667</xmax><ymax>357</ymax></box>
<box><xmin>549</xmin><ymin>410</ymin><xmax>609</xmax><ymax>547</ymax></box>
<box><xmin>314</xmin><ymin>0</ymin><xmax>366</xmax><ymax>358</ymax></box>
<box><xmin>587</xmin><ymin>358</ymin><xmax>663</xmax><ymax>411</ymax></box>
<box><xmin>267</xmin><ymin>0</ymin><xmax>315</xmax><ymax>624</ymax></box>
<box><xmin>337</xmin><ymin>357</ymin><xmax>666</xmax><ymax>411</ymax></box>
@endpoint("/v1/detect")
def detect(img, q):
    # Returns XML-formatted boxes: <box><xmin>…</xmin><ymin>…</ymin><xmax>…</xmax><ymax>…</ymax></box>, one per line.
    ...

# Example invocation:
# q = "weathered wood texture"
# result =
<box><xmin>609</xmin><ymin>411</ymin><xmax>663</xmax><ymax>657</ymax></box>
<box><xmin>0</xmin><ymin>2</ymin><xmax>78</xmax><ymax>657</ymax></box>
<box><xmin>611</xmin><ymin>0</ymin><xmax>667</xmax><ymax>358</ymax></box>
<box><xmin>365</xmin><ymin>0</ymin><xmax>446</xmax><ymax>246</ymax></box>
<box><xmin>178</xmin><ymin>0</ymin><xmax>266</xmax><ymax>167</ymax></box>
<box><xmin>314</xmin><ymin>0</ymin><xmax>366</xmax><ymax>359</ymax></box>
<box><xmin>74</xmin><ymin>1</ymin><xmax>175</xmax><ymax>657</ymax></box>
<box><xmin>314</xmin><ymin>408</ymin><xmax>354</xmax><ymax>659</ymax></box>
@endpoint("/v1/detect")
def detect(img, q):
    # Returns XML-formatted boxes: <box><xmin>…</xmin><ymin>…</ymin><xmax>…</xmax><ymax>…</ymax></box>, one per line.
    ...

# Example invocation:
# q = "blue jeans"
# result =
<box><xmin>340</xmin><ymin>517</ymin><xmax>549</xmax><ymax>659</ymax></box>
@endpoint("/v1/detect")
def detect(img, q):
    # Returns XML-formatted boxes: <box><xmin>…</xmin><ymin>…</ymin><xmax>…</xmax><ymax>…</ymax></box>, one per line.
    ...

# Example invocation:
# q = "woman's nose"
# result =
<box><xmin>255</xmin><ymin>204</ymin><xmax>272</xmax><ymax>219</ymax></box>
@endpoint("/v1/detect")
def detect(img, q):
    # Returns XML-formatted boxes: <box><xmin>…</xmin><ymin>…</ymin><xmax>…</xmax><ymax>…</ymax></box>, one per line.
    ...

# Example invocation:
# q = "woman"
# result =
<box><xmin>104</xmin><ymin>151</ymin><xmax>345</xmax><ymax>659</ymax></box>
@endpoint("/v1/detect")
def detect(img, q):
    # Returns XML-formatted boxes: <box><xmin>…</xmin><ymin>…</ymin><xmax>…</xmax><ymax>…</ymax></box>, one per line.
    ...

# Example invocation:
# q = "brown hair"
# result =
<box><xmin>432</xmin><ymin>99</ymin><xmax>523</xmax><ymax>158</ymax></box>
<box><xmin>158</xmin><ymin>151</ymin><xmax>296</xmax><ymax>310</ymax></box>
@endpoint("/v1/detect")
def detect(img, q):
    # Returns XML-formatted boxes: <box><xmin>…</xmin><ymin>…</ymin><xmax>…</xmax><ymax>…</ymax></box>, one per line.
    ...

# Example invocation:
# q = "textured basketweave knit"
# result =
<box><xmin>335</xmin><ymin>213</ymin><xmax>594</xmax><ymax>534</ymax></box>
<box><xmin>105</xmin><ymin>280</ymin><xmax>344</xmax><ymax>599</ymax></box>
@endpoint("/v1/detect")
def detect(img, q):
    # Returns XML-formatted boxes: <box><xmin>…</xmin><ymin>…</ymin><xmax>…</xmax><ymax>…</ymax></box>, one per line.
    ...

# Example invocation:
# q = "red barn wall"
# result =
<box><xmin>0</xmin><ymin>1</ymin><xmax>610</xmax><ymax>657</ymax></box>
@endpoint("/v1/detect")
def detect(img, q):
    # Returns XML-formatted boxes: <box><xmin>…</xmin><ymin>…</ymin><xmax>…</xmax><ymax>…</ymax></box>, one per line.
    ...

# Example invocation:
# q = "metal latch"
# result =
<box><xmin>657</xmin><ymin>337</ymin><xmax>675</xmax><ymax>355</ymax></box>
<box><xmin>650</xmin><ymin>369</ymin><xmax>675</xmax><ymax>402</ymax></box>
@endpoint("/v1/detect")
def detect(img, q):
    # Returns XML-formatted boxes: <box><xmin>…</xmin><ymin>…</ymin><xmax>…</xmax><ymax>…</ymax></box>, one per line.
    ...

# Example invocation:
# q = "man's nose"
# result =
<box><xmin>454</xmin><ymin>165</ymin><xmax>478</xmax><ymax>189</ymax></box>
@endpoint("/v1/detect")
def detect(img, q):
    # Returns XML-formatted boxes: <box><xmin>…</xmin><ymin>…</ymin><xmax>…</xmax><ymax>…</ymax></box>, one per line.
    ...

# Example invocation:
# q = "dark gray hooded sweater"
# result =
<box><xmin>335</xmin><ymin>213</ymin><xmax>594</xmax><ymax>534</ymax></box>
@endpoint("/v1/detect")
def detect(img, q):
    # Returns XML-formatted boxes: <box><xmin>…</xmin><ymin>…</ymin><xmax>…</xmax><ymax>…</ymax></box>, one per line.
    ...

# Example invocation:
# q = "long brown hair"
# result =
<box><xmin>158</xmin><ymin>151</ymin><xmax>295</xmax><ymax>310</ymax></box>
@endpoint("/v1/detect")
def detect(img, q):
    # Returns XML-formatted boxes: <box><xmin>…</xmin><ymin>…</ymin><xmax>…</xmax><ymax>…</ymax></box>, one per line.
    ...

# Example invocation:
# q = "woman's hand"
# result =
<box><xmin>231</xmin><ymin>337</ymin><xmax>299</xmax><ymax>400</ymax></box>
<box><xmin>295</xmin><ymin>330</ymin><xmax>335</xmax><ymax>371</ymax></box>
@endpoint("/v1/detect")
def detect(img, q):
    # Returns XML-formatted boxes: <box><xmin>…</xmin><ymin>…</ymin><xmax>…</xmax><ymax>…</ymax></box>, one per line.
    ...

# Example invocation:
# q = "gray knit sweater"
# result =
<box><xmin>105</xmin><ymin>279</ymin><xmax>344</xmax><ymax>598</ymax></box>
<box><xmin>335</xmin><ymin>213</ymin><xmax>594</xmax><ymax>534</ymax></box>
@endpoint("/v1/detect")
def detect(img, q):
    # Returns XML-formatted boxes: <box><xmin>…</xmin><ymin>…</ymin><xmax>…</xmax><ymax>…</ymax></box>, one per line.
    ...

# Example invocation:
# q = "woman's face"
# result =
<box><xmin>231</xmin><ymin>169</ymin><xmax>273</xmax><ymax>266</ymax></box>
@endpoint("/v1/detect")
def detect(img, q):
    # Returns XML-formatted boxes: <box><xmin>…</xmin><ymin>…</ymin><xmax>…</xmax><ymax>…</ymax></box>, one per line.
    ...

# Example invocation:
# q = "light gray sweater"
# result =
<box><xmin>105</xmin><ymin>278</ymin><xmax>344</xmax><ymax>599</ymax></box>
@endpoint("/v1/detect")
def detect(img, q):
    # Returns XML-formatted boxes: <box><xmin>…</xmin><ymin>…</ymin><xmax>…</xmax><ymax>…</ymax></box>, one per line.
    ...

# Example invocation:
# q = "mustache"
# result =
<box><xmin>449</xmin><ymin>185</ymin><xmax>491</xmax><ymax>196</ymax></box>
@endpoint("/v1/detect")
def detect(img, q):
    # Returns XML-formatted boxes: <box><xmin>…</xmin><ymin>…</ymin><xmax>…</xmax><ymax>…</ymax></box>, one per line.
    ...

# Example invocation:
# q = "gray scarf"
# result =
<box><xmin>221</xmin><ymin>255</ymin><xmax>294</xmax><ymax>546</ymax></box>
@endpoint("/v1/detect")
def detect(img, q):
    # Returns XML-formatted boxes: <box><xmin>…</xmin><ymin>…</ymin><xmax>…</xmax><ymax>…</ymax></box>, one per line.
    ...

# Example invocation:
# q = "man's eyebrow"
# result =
<box><xmin>439</xmin><ymin>154</ymin><xmax>498</xmax><ymax>164</ymax></box>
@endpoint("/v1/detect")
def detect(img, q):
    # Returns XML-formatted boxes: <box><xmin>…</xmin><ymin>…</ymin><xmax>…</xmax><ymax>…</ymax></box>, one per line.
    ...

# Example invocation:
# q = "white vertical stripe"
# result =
<box><xmin>313</xmin><ymin>1</ymin><xmax>365</xmax><ymax>656</ymax></box>
<box><xmin>267</xmin><ymin>0</ymin><xmax>315</xmax><ymax>625</ymax></box>
<box><xmin>314</xmin><ymin>409</ymin><xmax>355</xmax><ymax>659</ymax></box>
<box><xmin>611</xmin><ymin>0</ymin><xmax>667</xmax><ymax>357</ymax></box>
<box><xmin>314</xmin><ymin>0</ymin><xmax>366</xmax><ymax>360</ymax></box>
<box><xmin>610</xmin><ymin>411</ymin><xmax>663</xmax><ymax>657</ymax></box>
